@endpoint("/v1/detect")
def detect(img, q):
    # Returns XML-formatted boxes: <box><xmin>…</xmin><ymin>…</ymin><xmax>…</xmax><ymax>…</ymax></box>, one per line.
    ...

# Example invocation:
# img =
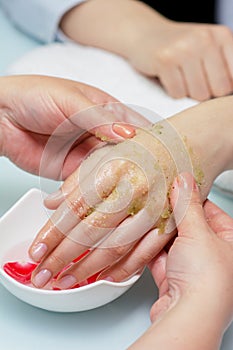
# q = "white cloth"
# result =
<box><xmin>6</xmin><ymin>42</ymin><xmax>233</xmax><ymax>195</ymax></box>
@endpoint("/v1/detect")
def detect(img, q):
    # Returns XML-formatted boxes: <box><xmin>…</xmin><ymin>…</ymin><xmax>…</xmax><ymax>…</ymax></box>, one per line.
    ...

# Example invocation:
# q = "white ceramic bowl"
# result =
<box><xmin>0</xmin><ymin>189</ymin><xmax>141</xmax><ymax>312</ymax></box>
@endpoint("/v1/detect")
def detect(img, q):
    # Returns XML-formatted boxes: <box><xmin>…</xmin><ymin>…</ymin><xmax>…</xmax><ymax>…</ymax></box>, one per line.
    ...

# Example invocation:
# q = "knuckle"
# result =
<box><xmin>191</xmin><ymin>90</ymin><xmax>211</xmax><ymax>101</ymax></box>
<box><xmin>83</xmin><ymin>224</ymin><xmax>100</xmax><ymax>245</ymax></box>
<box><xmin>116</xmin><ymin>265</ymin><xmax>132</xmax><ymax>280</ymax></box>
<box><xmin>156</xmin><ymin>48</ymin><xmax>175</xmax><ymax>67</ymax></box>
<box><xmin>211</xmin><ymin>83</ymin><xmax>233</xmax><ymax>98</ymax></box>
<box><xmin>47</xmin><ymin>254</ymin><xmax>66</xmax><ymax>271</ymax></box>
<box><xmin>67</xmin><ymin>196</ymin><xmax>89</xmax><ymax>219</ymax></box>
<box><xmin>137</xmin><ymin>250</ymin><xmax>155</xmax><ymax>266</ymax></box>
<box><xmin>216</xmin><ymin>25</ymin><xmax>232</xmax><ymax>40</ymax></box>
<box><xmin>106</xmin><ymin>245</ymin><xmax>129</xmax><ymax>261</ymax></box>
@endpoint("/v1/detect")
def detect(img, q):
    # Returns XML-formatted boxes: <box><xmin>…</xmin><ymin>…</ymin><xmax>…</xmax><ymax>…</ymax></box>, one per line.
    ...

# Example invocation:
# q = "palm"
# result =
<box><xmin>1</xmin><ymin>76</ymin><xmax>116</xmax><ymax>178</ymax></box>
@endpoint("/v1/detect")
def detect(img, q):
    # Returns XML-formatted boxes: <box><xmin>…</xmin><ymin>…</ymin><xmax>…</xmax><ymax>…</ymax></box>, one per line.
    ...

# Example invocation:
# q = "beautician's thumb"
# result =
<box><xmin>70</xmin><ymin>99</ymin><xmax>136</xmax><ymax>141</ymax></box>
<box><xmin>170</xmin><ymin>172</ymin><xmax>209</xmax><ymax>239</ymax></box>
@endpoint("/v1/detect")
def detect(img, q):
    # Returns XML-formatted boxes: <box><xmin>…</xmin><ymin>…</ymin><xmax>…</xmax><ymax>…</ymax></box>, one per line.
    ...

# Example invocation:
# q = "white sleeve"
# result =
<box><xmin>0</xmin><ymin>0</ymin><xmax>86</xmax><ymax>43</ymax></box>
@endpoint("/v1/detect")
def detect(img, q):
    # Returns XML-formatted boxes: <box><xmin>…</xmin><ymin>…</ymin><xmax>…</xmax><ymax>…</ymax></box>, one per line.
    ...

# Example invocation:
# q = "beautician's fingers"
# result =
<box><xmin>148</xmin><ymin>250</ymin><xmax>168</xmax><ymax>297</ymax></box>
<box><xmin>204</xmin><ymin>200</ymin><xmax>233</xmax><ymax>243</ymax></box>
<box><xmin>103</xmin><ymin>102</ymin><xmax>151</xmax><ymax>129</ymax></box>
<box><xmin>44</xmin><ymin>144</ymin><xmax>114</xmax><ymax>209</ymax></box>
<box><xmin>68</xmin><ymin>93</ymin><xmax>136</xmax><ymax>141</ymax></box>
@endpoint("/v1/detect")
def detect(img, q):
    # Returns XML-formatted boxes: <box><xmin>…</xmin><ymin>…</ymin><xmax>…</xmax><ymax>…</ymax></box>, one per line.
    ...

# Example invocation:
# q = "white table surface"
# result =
<box><xmin>0</xmin><ymin>8</ymin><xmax>233</xmax><ymax>349</ymax></box>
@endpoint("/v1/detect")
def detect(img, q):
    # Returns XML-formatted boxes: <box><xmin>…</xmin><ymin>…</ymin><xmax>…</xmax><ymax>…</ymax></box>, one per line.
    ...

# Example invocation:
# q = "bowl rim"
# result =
<box><xmin>0</xmin><ymin>268</ymin><xmax>141</xmax><ymax>295</ymax></box>
<box><xmin>0</xmin><ymin>188</ymin><xmax>141</xmax><ymax>296</ymax></box>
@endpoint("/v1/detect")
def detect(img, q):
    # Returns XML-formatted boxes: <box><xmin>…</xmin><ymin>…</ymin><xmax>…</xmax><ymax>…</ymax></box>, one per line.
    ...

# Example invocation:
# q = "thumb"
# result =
<box><xmin>170</xmin><ymin>172</ymin><xmax>210</xmax><ymax>239</ymax></box>
<box><xmin>69</xmin><ymin>96</ymin><xmax>136</xmax><ymax>142</ymax></box>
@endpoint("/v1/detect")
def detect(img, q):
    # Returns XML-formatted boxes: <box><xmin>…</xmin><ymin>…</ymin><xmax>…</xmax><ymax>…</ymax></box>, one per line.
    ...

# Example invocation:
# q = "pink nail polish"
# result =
<box><xmin>31</xmin><ymin>243</ymin><xmax>47</xmax><ymax>262</ymax></box>
<box><xmin>56</xmin><ymin>275</ymin><xmax>77</xmax><ymax>289</ymax></box>
<box><xmin>33</xmin><ymin>269</ymin><xmax>52</xmax><ymax>288</ymax></box>
<box><xmin>102</xmin><ymin>276</ymin><xmax>114</xmax><ymax>282</ymax></box>
<box><xmin>112</xmin><ymin>123</ymin><xmax>135</xmax><ymax>138</ymax></box>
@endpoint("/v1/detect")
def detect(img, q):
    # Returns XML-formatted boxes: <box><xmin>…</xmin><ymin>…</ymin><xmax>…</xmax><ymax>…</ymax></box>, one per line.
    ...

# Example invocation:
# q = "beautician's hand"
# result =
<box><xmin>0</xmin><ymin>75</ymin><xmax>139</xmax><ymax>179</ymax></box>
<box><xmin>149</xmin><ymin>172</ymin><xmax>233</xmax><ymax>325</ymax></box>
<box><xmin>130</xmin><ymin>172</ymin><xmax>233</xmax><ymax>350</ymax></box>
<box><xmin>61</xmin><ymin>0</ymin><xmax>233</xmax><ymax>101</ymax></box>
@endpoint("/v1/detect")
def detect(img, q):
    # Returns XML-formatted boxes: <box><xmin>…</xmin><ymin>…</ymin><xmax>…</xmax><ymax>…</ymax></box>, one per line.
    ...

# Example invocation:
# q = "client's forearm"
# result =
<box><xmin>169</xmin><ymin>96</ymin><xmax>233</xmax><ymax>198</ymax></box>
<box><xmin>60</xmin><ymin>0</ymin><xmax>166</xmax><ymax>59</ymax></box>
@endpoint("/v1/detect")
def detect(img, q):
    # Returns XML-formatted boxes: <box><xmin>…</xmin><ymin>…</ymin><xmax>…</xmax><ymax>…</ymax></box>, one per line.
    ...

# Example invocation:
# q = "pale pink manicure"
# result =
<box><xmin>31</xmin><ymin>243</ymin><xmax>47</xmax><ymax>262</ymax></box>
<box><xmin>56</xmin><ymin>275</ymin><xmax>77</xmax><ymax>289</ymax></box>
<box><xmin>33</xmin><ymin>269</ymin><xmax>52</xmax><ymax>288</ymax></box>
<box><xmin>103</xmin><ymin>276</ymin><xmax>114</xmax><ymax>282</ymax></box>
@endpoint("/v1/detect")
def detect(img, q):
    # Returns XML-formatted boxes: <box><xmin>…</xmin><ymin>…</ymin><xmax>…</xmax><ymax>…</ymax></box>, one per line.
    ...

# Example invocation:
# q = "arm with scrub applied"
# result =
<box><xmin>28</xmin><ymin>96</ymin><xmax>233</xmax><ymax>290</ymax></box>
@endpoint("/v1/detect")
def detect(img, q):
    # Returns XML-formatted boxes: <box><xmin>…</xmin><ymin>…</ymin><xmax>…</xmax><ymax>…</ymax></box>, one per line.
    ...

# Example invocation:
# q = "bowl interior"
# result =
<box><xmin>0</xmin><ymin>189</ymin><xmax>50</xmax><ymax>264</ymax></box>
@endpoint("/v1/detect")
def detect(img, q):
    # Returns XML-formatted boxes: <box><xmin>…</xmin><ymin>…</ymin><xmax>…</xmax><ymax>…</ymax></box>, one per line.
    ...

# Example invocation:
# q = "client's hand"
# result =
<box><xmin>0</xmin><ymin>75</ymin><xmax>140</xmax><ymax>179</ymax></box>
<box><xmin>29</xmin><ymin>122</ymin><xmax>190</xmax><ymax>289</ymax></box>
<box><xmin>27</xmin><ymin>95</ymin><xmax>233</xmax><ymax>289</ymax></box>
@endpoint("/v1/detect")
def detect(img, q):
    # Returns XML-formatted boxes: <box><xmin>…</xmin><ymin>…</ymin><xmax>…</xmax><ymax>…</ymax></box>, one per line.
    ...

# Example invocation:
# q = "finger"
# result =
<box><xmin>148</xmin><ymin>250</ymin><xmax>169</xmax><ymax>297</ymax></box>
<box><xmin>53</xmin><ymin>207</ymin><xmax>159</xmax><ymax>287</ymax></box>
<box><xmin>29</xmin><ymin>153</ymin><xmax>121</xmax><ymax>265</ymax></box>
<box><xmin>31</xmin><ymin>166</ymin><xmax>150</xmax><ymax>288</ymax></box>
<box><xmin>203</xmin><ymin>48</ymin><xmax>233</xmax><ymax>97</ymax></box>
<box><xmin>204</xmin><ymin>200</ymin><xmax>233</xmax><ymax>242</ymax></box>
<box><xmin>159</xmin><ymin>66</ymin><xmax>188</xmax><ymax>99</ymax></box>
<box><xmin>211</xmin><ymin>25</ymin><xmax>233</xmax><ymax>80</ymax></box>
<box><xmin>30</xmin><ymin>202</ymin><xmax>135</xmax><ymax>288</ymax></box>
<box><xmin>170</xmin><ymin>172</ymin><xmax>210</xmax><ymax>239</ymax></box>
<box><xmin>96</xmin><ymin>225</ymin><xmax>176</xmax><ymax>284</ymax></box>
<box><xmin>68</xmin><ymin>90</ymin><xmax>136</xmax><ymax>141</ymax></box>
<box><xmin>103</xmin><ymin>102</ymin><xmax>151</xmax><ymax>128</ymax></box>
<box><xmin>181</xmin><ymin>60</ymin><xmax>211</xmax><ymax>101</ymax></box>
<box><xmin>44</xmin><ymin>144</ymin><xmax>113</xmax><ymax>209</ymax></box>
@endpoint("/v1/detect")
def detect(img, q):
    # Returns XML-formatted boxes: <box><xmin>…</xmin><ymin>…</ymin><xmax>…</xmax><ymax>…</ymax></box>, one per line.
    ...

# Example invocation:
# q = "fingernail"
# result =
<box><xmin>102</xmin><ymin>276</ymin><xmax>114</xmax><ymax>282</ymax></box>
<box><xmin>45</xmin><ymin>189</ymin><xmax>63</xmax><ymax>202</ymax></box>
<box><xmin>33</xmin><ymin>269</ymin><xmax>52</xmax><ymax>288</ymax></box>
<box><xmin>178</xmin><ymin>173</ymin><xmax>198</xmax><ymax>191</ymax></box>
<box><xmin>112</xmin><ymin>123</ymin><xmax>135</xmax><ymax>138</ymax></box>
<box><xmin>30</xmin><ymin>243</ymin><xmax>48</xmax><ymax>262</ymax></box>
<box><xmin>56</xmin><ymin>275</ymin><xmax>77</xmax><ymax>289</ymax></box>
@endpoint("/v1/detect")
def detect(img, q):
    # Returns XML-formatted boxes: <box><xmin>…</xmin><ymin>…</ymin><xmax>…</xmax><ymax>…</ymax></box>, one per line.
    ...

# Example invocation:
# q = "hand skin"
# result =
<box><xmin>60</xmin><ymin>0</ymin><xmax>233</xmax><ymax>101</ymax></box>
<box><xmin>129</xmin><ymin>173</ymin><xmax>233</xmax><ymax>350</ymax></box>
<box><xmin>0</xmin><ymin>75</ymin><xmax>139</xmax><ymax>179</ymax></box>
<box><xmin>28</xmin><ymin>95</ymin><xmax>233</xmax><ymax>289</ymax></box>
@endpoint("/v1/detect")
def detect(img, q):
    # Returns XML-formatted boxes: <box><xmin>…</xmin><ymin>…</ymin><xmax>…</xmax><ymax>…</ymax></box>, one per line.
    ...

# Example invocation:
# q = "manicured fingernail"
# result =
<box><xmin>179</xmin><ymin>173</ymin><xmax>198</xmax><ymax>191</ymax></box>
<box><xmin>45</xmin><ymin>189</ymin><xmax>63</xmax><ymax>202</ymax></box>
<box><xmin>56</xmin><ymin>275</ymin><xmax>77</xmax><ymax>289</ymax></box>
<box><xmin>33</xmin><ymin>269</ymin><xmax>52</xmax><ymax>288</ymax></box>
<box><xmin>112</xmin><ymin>123</ymin><xmax>135</xmax><ymax>138</ymax></box>
<box><xmin>30</xmin><ymin>243</ymin><xmax>48</xmax><ymax>262</ymax></box>
<box><xmin>102</xmin><ymin>276</ymin><xmax>114</xmax><ymax>282</ymax></box>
